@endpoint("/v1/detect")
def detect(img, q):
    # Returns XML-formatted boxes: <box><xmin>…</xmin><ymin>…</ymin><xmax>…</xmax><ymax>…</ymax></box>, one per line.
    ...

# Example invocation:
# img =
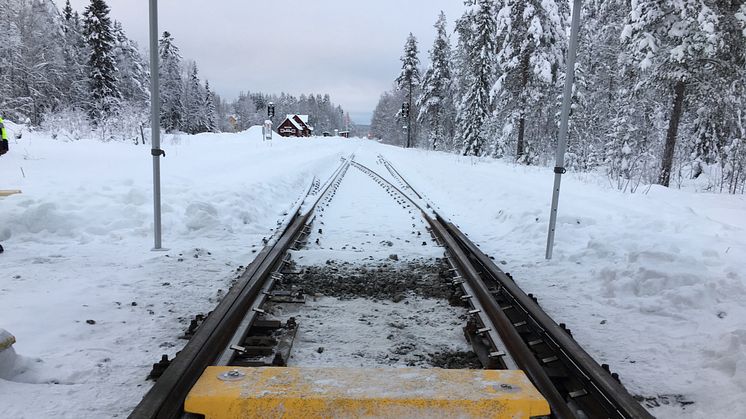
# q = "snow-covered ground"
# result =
<box><xmin>1</xmin><ymin>127</ymin><xmax>744</xmax><ymax>417</ymax></box>
<box><xmin>0</xmin><ymin>126</ymin><xmax>352</xmax><ymax>417</ymax></box>
<box><xmin>382</xmin><ymin>148</ymin><xmax>746</xmax><ymax>418</ymax></box>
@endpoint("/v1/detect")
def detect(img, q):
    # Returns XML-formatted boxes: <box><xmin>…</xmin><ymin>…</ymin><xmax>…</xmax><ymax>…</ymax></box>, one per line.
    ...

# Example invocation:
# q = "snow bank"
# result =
<box><xmin>0</xmin><ymin>129</ymin><xmax>361</xmax><ymax>417</ymax></box>
<box><xmin>380</xmin><ymin>145</ymin><xmax>746</xmax><ymax>418</ymax></box>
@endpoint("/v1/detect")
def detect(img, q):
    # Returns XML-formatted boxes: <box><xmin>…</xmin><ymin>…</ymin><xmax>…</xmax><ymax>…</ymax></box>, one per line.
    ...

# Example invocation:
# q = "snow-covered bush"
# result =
<box><xmin>42</xmin><ymin>103</ymin><xmax>148</xmax><ymax>143</ymax></box>
<box><xmin>40</xmin><ymin>108</ymin><xmax>94</xmax><ymax>141</ymax></box>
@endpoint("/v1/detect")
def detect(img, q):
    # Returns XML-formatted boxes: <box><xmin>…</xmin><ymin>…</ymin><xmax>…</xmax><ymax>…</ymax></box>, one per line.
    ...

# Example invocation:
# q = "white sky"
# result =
<box><xmin>65</xmin><ymin>0</ymin><xmax>467</xmax><ymax>124</ymax></box>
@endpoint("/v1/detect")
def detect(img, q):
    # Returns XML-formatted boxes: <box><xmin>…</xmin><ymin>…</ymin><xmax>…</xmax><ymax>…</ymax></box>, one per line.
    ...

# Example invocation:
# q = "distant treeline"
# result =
<box><xmin>0</xmin><ymin>0</ymin><xmax>355</xmax><ymax>140</ymax></box>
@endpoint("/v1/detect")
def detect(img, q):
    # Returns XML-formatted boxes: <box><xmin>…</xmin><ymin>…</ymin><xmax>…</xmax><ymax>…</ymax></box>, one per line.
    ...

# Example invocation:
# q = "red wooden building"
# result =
<box><xmin>277</xmin><ymin>114</ymin><xmax>313</xmax><ymax>137</ymax></box>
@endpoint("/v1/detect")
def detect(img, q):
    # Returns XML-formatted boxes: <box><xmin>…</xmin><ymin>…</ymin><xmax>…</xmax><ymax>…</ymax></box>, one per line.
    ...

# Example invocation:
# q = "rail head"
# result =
<box><xmin>129</xmin><ymin>157</ymin><xmax>352</xmax><ymax>419</ymax></box>
<box><xmin>377</xmin><ymin>155</ymin><xmax>651</xmax><ymax>419</ymax></box>
<box><xmin>442</xmin><ymin>221</ymin><xmax>653</xmax><ymax>419</ymax></box>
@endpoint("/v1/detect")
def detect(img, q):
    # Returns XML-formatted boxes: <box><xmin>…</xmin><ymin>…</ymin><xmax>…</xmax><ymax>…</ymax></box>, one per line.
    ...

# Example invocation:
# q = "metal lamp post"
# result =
<box><xmin>545</xmin><ymin>0</ymin><xmax>582</xmax><ymax>259</ymax></box>
<box><xmin>149</xmin><ymin>0</ymin><xmax>166</xmax><ymax>251</ymax></box>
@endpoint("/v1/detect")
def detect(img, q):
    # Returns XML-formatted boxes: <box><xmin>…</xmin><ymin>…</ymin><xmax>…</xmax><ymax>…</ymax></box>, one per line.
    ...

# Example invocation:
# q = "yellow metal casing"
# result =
<box><xmin>185</xmin><ymin>366</ymin><xmax>550</xmax><ymax>418</ymax></box>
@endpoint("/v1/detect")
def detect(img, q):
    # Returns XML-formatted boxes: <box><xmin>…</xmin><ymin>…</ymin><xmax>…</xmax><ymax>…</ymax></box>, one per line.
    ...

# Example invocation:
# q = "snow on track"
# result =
<box><xmin>293</xmin><ymin>163</ymin><xmax>441</xmax><ymax>265</ymax></box>
<box><xmin>281</xmin><ymin>160</ymin><xmax>473</xmax><ymax>369</ymax></box>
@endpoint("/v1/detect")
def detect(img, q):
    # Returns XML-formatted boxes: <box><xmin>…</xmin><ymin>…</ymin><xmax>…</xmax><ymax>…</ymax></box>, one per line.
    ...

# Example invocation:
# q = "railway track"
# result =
<box><xmin>130</xmin><ymin>155</ymin><xmax>652</xmax><ymax>419</ymax></box>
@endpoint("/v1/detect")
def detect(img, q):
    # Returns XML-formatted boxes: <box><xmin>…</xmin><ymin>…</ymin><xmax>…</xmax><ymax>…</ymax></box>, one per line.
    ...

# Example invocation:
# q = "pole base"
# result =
<box><xmin>151</xmin><ymin>247</ymin><xmax>170</xmax><ymax>252</ymax></box>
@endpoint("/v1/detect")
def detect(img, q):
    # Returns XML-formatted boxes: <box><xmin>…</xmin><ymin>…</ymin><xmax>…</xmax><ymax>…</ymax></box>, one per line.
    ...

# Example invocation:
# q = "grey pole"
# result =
<box><xmin>545</xmin><ymin>0</ymin><xmax>582</xmax><ymax>260</ymax></box>
<box><xmin>149</xmin><ymin>0</ymin><xmax>165</xmax><ymax>251</ymax></box>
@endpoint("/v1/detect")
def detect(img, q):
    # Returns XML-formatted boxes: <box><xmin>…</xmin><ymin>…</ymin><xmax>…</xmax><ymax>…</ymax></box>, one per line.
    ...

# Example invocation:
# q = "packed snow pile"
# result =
<box><xmin>0</xmin><ymin>128</ymin><xmax>356</xmax><ymax>417</ymax></box>
<box><xmin>383</xmin><ymin>148</ymin><xmax>746</xmax><ymax>418</ymax></box>
<box><xmin>243</xmin><ymin>124</ymin><xmax>281</xmax><ymax>141</ymax></box>
<box><xmin>0</xmin><ymin>131</ymin><xmax>744</xmax><ymax>418</ymax></box>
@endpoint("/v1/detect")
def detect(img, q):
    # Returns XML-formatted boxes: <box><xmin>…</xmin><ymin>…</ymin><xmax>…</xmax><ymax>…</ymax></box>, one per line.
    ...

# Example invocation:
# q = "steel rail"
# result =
<box><xmin>215</xmin><ymin>160</ymin><xmax>351</xmax><ymax>367</ymax></box>
<box><xmin>130</xmin><ymin>157</ymin><xmax>352</xmax><ymax>419</ymax></box>
<box><xmin>351</xmin><ymin>161</ymin><xmax>574</xmax><ymax>418</ymax></box>
<box><xmin>427</xmin><ymin>216</ymin><xmax>575</xmax><ymax>419</ymax></box>
<box><xmin>352</xmin><ymin>161</ymin><xmax>517</xmax><ymax>370</ymax></box>
<box><xmin>442</xmin><ymin>222</ymin><xmax>653</xmax><ymax>419</ymax></box>
<box><xmin>376</xmin><ymin>154</ymin><xmax>423</xmax><ymax>199</ymax></box>
<box><xmin>375</xmin><ymin>157</ymin><xmax>653</xmax><ymax>419</ymax></box>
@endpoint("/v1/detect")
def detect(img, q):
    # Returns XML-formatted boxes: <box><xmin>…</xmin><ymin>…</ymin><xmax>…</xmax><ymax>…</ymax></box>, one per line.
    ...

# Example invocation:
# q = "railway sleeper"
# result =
<box><xmin>180</xmin><ymin>313</ymin><xmax>207</xmax><ymax>339</ymax></box>
<box><xmin>230</xmin><ymin>316</ymin><xmax>298</xmax><ymax>368</ymax></box>
<box><xmin>268</xmin><ymin>289</ymin><xmax>305</xmax><ymax>303</ymax></box>
<box><xmin>463</xmin><ymin>316</ymin><xmax>507</xmax><ymax>370</ymax></box>
<box><xmin>483</xmin><ymin>278</ymin><xmax>626</xmax><ymax>417</ymax></box>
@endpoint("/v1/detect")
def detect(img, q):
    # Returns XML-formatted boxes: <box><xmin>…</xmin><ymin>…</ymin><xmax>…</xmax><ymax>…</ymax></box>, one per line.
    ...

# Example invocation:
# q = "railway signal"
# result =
<box><xmin>401</xmin><ymin>102</ymin><xmax>412</xmax><ymax>148</ymax></box>
<box><xmin>268</xmin><ymin>102</ymin><xmax>275</xmax><ymax>119</ymax></box>
<box><xmin>401</xmin><ymin>102</ymin><xmax>410</xmax><ymax>118</ymax></box>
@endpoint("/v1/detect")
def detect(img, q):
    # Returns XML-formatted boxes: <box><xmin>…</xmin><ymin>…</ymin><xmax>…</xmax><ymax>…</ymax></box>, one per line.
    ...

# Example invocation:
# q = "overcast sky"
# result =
<box><xmin>65</xmin><ymin>1</ymin><xmax>467</xmax><ymax>124</ymax></box>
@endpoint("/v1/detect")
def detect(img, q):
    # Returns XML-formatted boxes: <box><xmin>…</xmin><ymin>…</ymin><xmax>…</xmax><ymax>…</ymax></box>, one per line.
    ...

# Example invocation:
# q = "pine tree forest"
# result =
<box><xmin>0</xmin><ymin>0</ymin><xmax>353</xmax><ymax>142</ymax></box>
<box><xmin>371</xmin><ymin>0</ymin><xmax>746</xmax><ymax>194</ymax></box>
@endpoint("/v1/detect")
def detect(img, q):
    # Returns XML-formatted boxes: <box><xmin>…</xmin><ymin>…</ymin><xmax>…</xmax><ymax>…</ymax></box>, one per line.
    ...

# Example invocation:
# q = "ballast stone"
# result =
<box><xmin>185</xmin><ymin>366</ymin><xmax>550</xmax><ymax>418</ymax></box>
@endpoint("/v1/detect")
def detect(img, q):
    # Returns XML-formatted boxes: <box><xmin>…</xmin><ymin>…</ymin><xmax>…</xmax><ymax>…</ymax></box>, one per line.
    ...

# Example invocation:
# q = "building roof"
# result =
<box><xmin>282</xmin><ymin>114</ymin><xmax>311</xmax><ymax>132</ymax></box>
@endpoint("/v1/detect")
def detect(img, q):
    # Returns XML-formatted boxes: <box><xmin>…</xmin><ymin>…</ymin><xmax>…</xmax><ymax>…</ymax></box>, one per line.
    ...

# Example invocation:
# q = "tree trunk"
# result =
<box><xmin>516</xmin><ymin>53</ymin><xmax>530</xmax><ymax>160</ymax></box>
<box><xmin>659</xmin><ymin>79</ymin><xmax>686</xmax><ymax>187</ymax></box>
<box><xmin>517</xmin><ymin>117</ymin><xmax>526</xmax><ymax>157</ymax></box>
<box><xmin>406</xmin><ymin>82</ymin><xmax>413</xmax><ymax>148</ymax></box>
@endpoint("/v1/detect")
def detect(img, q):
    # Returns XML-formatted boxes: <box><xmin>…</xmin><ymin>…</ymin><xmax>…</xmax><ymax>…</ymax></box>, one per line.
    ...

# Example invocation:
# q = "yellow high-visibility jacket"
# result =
<box><xmin>0</xmin><ymin>117</ymin><xmax>7</xmax><ymax>141</ymax></box>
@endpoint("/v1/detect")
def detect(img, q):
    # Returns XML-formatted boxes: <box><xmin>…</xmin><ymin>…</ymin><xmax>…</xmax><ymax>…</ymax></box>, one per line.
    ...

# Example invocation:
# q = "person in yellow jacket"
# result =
<box><xmin>0</xmin><ymin>116</ymin><xmax>6</xmax><ymax>252</ymax></box>
<box><xmin>0</xmin><ymin>116</ymin><xmax>8</xmax><ymax>156</ymax></box>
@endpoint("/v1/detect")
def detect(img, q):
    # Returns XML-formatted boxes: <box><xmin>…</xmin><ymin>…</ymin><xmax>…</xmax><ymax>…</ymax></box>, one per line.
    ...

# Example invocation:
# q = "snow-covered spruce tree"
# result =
<box><xmin>622</xmin><ymin>1</ymin><xmax>746</xmax><ymax>187</ymax></box>
<box><xmin>492</xmin><ymin>0</ymin><xmax>566</xmax><ymax>163</ymax></box>
<box><xmin>567</xmin><ymin>0</ymin><xmax>619</xmax><ymax>171</ymax></box>
<box><xmin>456</xmin><ymin>0</ymin><xmax>496</xmax><ymax>157</ymax></box>
<box><xmin>573</xmin><ymin>0</ymin><xmax>661</xmax><ymax>189</ymax></box>
<box><xmin>211</xmin><ymin>91</ymin><xmax>231</xmax><ymax>132</ymax></box>
<box><xmin>112</xmin><ymin>21</ymin><xmax>148</xmax><ymax>107</ymax></box>
<box><xmin>451</xmin><ymin>4</ymin><xmax>474</xmax><ymax>104</ymax></box>
<box><xmin>0</xmin><ymin>0</ymin><xmax>67</xmax><ymax>124</ymax></box>
<box><xmin>418</xmin><ymin>11</ymin><xmax>455</xmax><ymax>150</ymax></box>
<box><xmin>232</xmin><ymin>92</ymin><xmax>260</xmax><ymax>131</ymax></box>
<box><xmin>183</xmin><ymin>62</ymin><xmax>210</xmax><ymax>134</ymax></box>
<box><xmin>686</xmin><ymin>3</ymin><xmax>746</xmax><ymax>192</ymax></box>
<box><xmin>83</xmin><ymin>0</ymin><xmax>121</xmax><ymax>123</ymax></box>
<box><xmin>63</xmin><ymin>0</ymin><xmax>74</xmax><ymax>25</ymax></box>
<box><xmin>396</xmin><ymin>33</ymin><xmax>421</xmax><ymax>148</ymax></box>
<box><xmin>159</xmin><ymin>31</ymin><xmax>184</xmax><ymax>133</ymax></box>
<box><xmin>370</xmin><ymin>88</ymin><xmax>406</xmax><ymax>145</ymax></box>
<box><xmin>61</xmin><ymin>0</ymin><xmax>90</xmax><ymax>110</ymax></box>
<box><xmin>450</xmin><ymin>4</ymin><xmax>476</xmax><ymax>153</ymax></box>
<box><xmin>204</xmin><ymin>80</ymin><xmax>218</xmax><ymax>133</ymax></box>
